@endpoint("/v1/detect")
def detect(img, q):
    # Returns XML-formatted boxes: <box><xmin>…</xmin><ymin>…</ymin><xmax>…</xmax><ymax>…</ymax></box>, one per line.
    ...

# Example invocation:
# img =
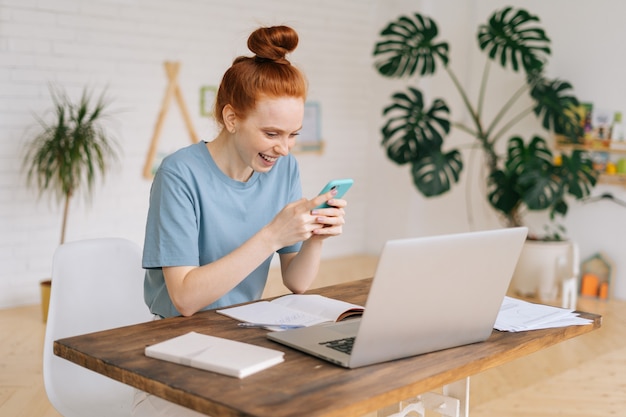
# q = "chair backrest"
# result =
<box><xmin>43</xmin><ymin>238</ymin><xmax>153</xmax><ymax>417</ymax></box>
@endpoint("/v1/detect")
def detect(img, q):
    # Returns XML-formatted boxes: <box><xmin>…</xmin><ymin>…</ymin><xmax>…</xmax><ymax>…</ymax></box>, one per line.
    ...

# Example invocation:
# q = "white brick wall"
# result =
<box><xmin>0</xmin><ymin>0</ymin><xmax>420</xmax><ymax>308</ymax></box>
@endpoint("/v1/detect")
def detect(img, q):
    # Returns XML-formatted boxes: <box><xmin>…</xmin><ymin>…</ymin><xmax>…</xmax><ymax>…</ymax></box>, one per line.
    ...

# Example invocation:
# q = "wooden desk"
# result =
<box><xmin>54</xmin><ymin>278</ymin><xmax>601</xmax><ymax>417</ymax></box>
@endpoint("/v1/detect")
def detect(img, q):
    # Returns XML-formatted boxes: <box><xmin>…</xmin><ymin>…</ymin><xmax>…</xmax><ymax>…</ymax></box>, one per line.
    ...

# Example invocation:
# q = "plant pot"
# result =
<box><xmin>40</xmin><ymin>279</ymin><xmax>51</xmax><ymax>323</ymax></box>
<box><xmin>511</xmin><ymin>240</ymin><xmax>572</xmax><ymax>302</ymax></box>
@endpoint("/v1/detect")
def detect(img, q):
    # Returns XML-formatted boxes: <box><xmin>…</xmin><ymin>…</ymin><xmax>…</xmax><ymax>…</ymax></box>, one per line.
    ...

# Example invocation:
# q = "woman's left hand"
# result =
<box><xmin>309</xmin><ymin>198</ymin><xmax>347</xmax><ymax>239</ymax></box>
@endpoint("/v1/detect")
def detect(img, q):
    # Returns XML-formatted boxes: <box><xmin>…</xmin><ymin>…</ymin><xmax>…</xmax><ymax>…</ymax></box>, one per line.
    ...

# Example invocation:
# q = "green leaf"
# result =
<box><xmin>488</xmin><ymin>136</ymin><xmax>556</xmax><ymax>213</ymax></box>
<box><xmin>379</xmin><ymin>86</ymin><xmax>461</xmax><ymax>196</ymax></box>
<box><xmin>373</xmin><ymin>13</ymin><xmax>449</xmax><ymax>78</ymax></box>
<box><xmin>488</xmin><ymin>169</ymin><xmax>521</xmax><ymax>215</ymax></box>
<box><xmin>556</xmin><ymin>150</ymin><xmax>597</xmax><ymax>199</ymax></box>
<box><xmin>23</xmin><ymin>85</ymin><xmax>119</xmax><ymax>204</ymax></box>
<box><xmin>517</xmin><ymin>168</ymin><xmax>561</xmax><ymax>210</ymax></box>
<box><xmin>505</xmin><ymin>135</ymin><xmax>552</xmax><ymax>174</ymax></box>
<box><xmin>530</xmin><ymin>75</ymin><xmax>582</xmax><ymax>140</ymax></box>
<box><xmin>411</xmin><ymin>149</ymin><xmax>463</xmax><ymax>196</ymax></box>
<box><xmin>477</xmin><ymin>7</ymin><xmax>550</xmax><ymax>74</ymax></box>
<box><xmin>488</xmin><ymin>135</ymin><xmax>596</xmax><ymax>220</ymax></box>
<box><xmin>381</xmin><ymin>87</ymin><xmax>451</xmax><ymax>164</ymax></box>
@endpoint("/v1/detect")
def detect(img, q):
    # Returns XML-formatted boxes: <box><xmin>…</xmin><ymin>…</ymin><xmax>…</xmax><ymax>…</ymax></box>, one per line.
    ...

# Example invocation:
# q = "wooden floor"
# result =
<box><xmin>1</xmin><ymin>255</ymin><xmax>624</xmax><ymax>417</ymax></box>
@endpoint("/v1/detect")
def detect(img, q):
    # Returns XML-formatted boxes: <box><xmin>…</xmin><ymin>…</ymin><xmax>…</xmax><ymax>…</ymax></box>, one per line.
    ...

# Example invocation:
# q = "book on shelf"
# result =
<box><xmin>217</xmin><ymin>294</ymin><xmax>364</xmax><ymax>331</ymax></box>
<box><xmin>144</xmin><ymin>331</ymin><xmax>284</xmax><ymax>378</ymax></box>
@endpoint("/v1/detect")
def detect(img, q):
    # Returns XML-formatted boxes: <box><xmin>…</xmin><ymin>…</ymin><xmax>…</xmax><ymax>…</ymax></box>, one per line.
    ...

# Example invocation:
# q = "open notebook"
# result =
<box><xmin>268</xmin><ymin>227</ymin><xmax>528</xmax><ymax>368</ymax></box>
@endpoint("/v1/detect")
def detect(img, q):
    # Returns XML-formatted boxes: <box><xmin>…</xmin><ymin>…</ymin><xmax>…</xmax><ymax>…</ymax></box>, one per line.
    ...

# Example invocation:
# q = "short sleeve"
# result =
<box><xmin>143</xmin><ymin>166</ymin><xmax>201</xmax><ymax>268</ymax></box>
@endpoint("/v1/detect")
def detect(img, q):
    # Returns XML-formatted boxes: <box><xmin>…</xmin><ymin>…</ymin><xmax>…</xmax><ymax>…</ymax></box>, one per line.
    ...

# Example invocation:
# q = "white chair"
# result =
<box><xmin>43</xmin><ymin>238</ymin><xmax>153</xmax><ymax>417</ymax></box>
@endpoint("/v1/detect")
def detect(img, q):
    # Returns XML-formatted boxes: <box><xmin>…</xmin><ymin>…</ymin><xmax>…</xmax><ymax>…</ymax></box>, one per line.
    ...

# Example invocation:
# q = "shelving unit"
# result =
<box><xmin>554</xmin><ymin>137</ymin><xmax>626</xmax><ymax>187</ymax></box>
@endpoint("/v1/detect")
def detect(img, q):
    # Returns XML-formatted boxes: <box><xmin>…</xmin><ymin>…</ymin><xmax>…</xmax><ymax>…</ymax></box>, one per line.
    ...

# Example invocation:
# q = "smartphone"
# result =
<box><xmin>315</xmin><ymin>178</ymin><xmax>354</xmax><ymax>209</ymax></box>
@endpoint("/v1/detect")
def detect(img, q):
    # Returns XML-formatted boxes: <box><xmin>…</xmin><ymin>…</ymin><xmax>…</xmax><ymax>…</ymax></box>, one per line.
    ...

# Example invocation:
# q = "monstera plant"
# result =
<box><xmin>373</xmin><ymin>6</ymin><xmax>597</xmax><ymax>237</ymax></box>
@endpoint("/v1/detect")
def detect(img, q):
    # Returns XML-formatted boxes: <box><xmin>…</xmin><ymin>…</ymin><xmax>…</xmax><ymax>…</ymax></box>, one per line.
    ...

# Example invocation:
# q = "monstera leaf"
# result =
<box><xmin>508</xmin><ymin>136</ymin><xmax>559</xmax><ymax>211</ymax></box>
<box><xmin>505</xmin><ymin>135</ymin><xmax>553</xmax><ymax>174</ymax></box>
<box><xmin>555</xmin><ymin>150</ymin><xmax>597</xmax><ymax>200</ymax></box>
<box><xmin>487</xmin><ymin>169</ymin><xmax>521</xmax><ymax>216</ymax></box>
<box><xmin>518</xmin><ymin>168</ymin><xmax>562</xmax><ymax>211</ymax></box>
<box><xmin>381</xmin><ymin>87</ymin><xmax>451</xmax><ymax>164</ymax></box>
<box><xmin>530</xmin><ymin>76</ymin><xmax>582</xmax><ymax>140</ymax></box>
<box><xmin>477</xmin><ymin>7</ymin><xmax>550</xmax><ymax>74</ymax></box>
<box><xmin>489</xmin><ymin>136</ymin><xmax>595</xmax><ymax>221</ymax></box>
<box><xmin>489</xmin><ymin>136</ymin><xmax>556</xmax><ymax>215</ymax></box>
<box><xmin>381</xmin><ymin>86</ymin><xmax>461</xmax><ymax>196</ymax></box>
<box><xmin>373</xmin><ymin>13</ymin><xmax>449</xmax><ymax>78</ymax></box>
<box><xmin>411</xmin><ymin>149</ymin><xmax>463</xmax><ymax>197</ymax></box>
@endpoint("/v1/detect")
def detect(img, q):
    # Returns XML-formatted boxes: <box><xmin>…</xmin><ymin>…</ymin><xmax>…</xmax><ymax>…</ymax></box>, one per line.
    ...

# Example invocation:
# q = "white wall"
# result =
<box><xmin>2</xmin><ymin>0</ymin><xmax>625</xmax><ymax>308</ymax></box>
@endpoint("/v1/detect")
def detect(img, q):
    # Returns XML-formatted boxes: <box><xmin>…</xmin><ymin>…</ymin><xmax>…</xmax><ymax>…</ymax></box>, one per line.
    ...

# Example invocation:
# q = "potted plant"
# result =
<box><xmin>372</xmin><ymin>6</ymin><xmax>597</xmax><ymax>299</ymax></box>
<box><xmin>23</xmin><ymin>86</ymin><xmax>119</xmax><ymax>321</ymax></box>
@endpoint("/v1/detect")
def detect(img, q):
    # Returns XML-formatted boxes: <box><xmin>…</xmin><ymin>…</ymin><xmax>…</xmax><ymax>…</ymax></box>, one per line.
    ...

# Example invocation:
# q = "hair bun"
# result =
<box><xmin>248</xmin><ymin>26</ymin><xmax>298</xmax><ymax>65</ymax></box>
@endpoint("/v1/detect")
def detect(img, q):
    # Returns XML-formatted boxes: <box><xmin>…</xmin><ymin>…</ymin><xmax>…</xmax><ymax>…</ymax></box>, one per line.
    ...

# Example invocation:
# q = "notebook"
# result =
<box><xmin>145</xmin><ymin>331</ymin><xmax>284</xmax><ymax>378</ymax></box>
<box><xmin>267</xmin><ymin>227</ymin><xmax>528</xmax><ymax>368</ymax></box>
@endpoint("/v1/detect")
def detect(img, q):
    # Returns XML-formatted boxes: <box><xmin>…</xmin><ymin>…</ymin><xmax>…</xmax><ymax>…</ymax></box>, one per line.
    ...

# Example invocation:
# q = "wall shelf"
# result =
<box><xmin>554</xmin><ymin>136</ymin><xmax>626</xmax><ymax>187</ymax></box>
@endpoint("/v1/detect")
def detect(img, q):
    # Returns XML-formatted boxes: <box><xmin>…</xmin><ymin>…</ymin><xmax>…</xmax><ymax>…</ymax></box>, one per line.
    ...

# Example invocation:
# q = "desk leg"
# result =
<box><xmin>443</xmin><ymin>377</ymin><xmax>470</xmax><ymax>417</ymax></box>
<box><xmin>378</xmin><ymin>377</ymin><xmax>470</xmax><ymax>417</ymax></box>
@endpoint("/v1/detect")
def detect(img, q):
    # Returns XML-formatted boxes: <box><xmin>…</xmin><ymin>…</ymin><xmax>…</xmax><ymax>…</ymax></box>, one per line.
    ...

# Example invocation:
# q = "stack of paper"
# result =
<box><xmin>494</xmin><ymin>296</ymin><xmax>594</xmax><ymax>332</ymax></box>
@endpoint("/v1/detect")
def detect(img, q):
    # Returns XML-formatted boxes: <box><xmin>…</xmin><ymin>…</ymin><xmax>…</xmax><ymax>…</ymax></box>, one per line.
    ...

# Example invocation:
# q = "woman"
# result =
<box><xmin>134</xmin><ymin>25</ymin><xmax>347</xmax><ymax>416</ymax></box>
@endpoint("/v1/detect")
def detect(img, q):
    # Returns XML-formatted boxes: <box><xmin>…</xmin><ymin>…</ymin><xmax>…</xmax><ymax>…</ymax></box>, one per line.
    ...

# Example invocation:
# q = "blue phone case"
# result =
<box><xmin>315</xmin><ymin>178</ymin><xmax>353</xmax><ymax>208</ymax></box>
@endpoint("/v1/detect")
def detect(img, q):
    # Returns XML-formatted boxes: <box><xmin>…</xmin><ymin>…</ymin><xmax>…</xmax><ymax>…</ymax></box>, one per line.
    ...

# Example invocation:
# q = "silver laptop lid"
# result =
<box><xmin>348</xmin><ymin>227</ymin><xmax>527</xmax><ymax>367</ymax></box>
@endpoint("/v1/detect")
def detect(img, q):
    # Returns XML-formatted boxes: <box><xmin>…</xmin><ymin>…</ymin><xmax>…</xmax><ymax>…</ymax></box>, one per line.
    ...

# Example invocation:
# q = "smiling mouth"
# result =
<box><xmin>259</xmin><ymin>153</ymin><xmax>278</xmax><ymax>163</ymax></box>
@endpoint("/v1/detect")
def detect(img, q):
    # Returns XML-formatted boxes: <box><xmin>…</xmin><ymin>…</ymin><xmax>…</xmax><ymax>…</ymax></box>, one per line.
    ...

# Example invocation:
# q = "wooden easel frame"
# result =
<box><xmin>143</xmin><ymin>61</ymin><xmax>199</xmax><ymax>179</ymax></box>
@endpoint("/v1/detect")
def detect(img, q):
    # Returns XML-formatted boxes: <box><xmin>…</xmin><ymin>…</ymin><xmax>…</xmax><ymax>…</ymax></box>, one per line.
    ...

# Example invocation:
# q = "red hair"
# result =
<box><xmin>214</xmin><ymin>26</ymin><xmax>308</xmax><ymax>125</ymax></box>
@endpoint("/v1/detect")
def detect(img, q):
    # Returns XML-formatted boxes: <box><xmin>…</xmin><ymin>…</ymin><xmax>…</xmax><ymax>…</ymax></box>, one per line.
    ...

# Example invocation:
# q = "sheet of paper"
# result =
<box><xmin>494</xmin><ymin>296</ymin><xmax>594</xmax><ymax>332</ymax></box>
<box><xmin>217</xmin><ymin>294</ymin><xmax>364</xmax><ymax>331</ymax></box>
<box><xmin>270</xmin><ymin>294</ymin><xmax>363</xmax><ymax>322</ymax></box>
<box><xmin>217</xmin><ymin>301</ymin><xmax>329</xmax><ymax>328</ymax></box>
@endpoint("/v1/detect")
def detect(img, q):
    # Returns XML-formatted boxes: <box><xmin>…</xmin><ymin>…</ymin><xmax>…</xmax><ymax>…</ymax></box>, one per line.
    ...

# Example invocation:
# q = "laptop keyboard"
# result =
<box><xmin>319</xmin><ymin>337</ymin><xmax>355</xmax><ymax>354</ymax></box>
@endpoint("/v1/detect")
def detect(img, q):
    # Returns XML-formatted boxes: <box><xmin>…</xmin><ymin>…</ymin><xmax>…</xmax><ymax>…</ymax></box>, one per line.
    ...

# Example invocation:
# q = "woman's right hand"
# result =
<box><xmin>265</xmin><ymin>198</ymin><xmax>322</xmax><ymax>249</ymax></box>
<box><xmin>266</xmin><ymin>189</ymin><xmax>341</xmax><ymax>249</ymax></box>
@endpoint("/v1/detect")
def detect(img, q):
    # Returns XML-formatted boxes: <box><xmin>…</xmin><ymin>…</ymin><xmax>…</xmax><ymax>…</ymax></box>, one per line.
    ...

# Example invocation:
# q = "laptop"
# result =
<box><xmin>267</xmin><ymin>227</ymin><xmax>528</xmax><ymax>368</ymax></box>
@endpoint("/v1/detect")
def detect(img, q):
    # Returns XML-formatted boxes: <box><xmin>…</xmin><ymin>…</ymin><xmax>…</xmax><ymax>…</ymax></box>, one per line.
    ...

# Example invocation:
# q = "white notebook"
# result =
<box><xmin>145</xmin><ymin>331</ymin><xmax>284</xmax><ymax>378</ymax></box>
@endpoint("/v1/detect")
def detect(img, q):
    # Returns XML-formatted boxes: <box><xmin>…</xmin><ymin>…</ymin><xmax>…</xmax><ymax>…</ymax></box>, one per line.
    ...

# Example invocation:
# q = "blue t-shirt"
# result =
<box><xmin>142</xmin><ymin>141</ymin><xmax>302</xmax><ymax>318</ymax></box>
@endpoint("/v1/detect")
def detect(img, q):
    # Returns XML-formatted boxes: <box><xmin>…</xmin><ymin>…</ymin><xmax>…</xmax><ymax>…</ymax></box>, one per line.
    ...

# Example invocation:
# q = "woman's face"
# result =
<box><xmin>232</xmin><ymin>96</ymin><xmax>304</xmax><ymax>174</ymax></box>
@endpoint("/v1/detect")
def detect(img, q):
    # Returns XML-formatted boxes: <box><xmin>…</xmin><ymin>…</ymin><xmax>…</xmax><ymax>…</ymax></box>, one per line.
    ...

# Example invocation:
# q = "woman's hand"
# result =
<box><xmin>277</xmin><ymin>189</ymin><xmax>347</xmax><ymax>293</ymax></box>
<box><xmin>266</xmin><ymin>188</ymin><xmax>347</xmax><ymax>248</ymax></box>
<box><xmin>309</xmin><ymin>196</ymin><xmax>346</xmax><ymax>240</ymax></box>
